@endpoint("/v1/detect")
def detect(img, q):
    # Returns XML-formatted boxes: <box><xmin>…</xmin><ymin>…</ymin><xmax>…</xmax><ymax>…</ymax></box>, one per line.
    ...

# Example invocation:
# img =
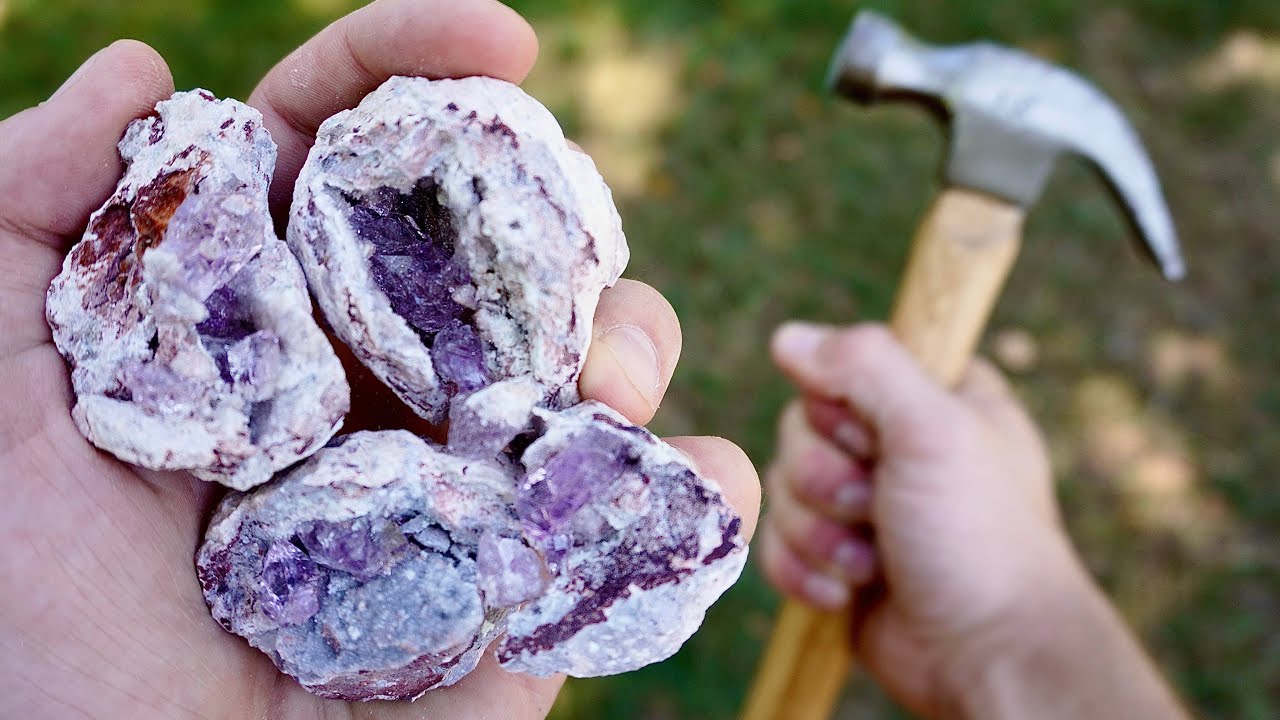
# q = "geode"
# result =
<box><xmin>497</xmin><ymin>401</ymin><xmax>748</xmax><ymax>677</ymax></box>
<box><xmin>46</xmin><ymin>90</ymin><xmax>349</xmax><ymax>489</ymax></box>
<box><xmin>197</xmin><ymin>431</ymin><xmax>522</xmax><ymax>700</ymax></box>
<box><xmin>197</xmin><ymin>402</ymin><xmax>746</xmax><ymax>700</ymax></box>
<box><xmin>288</xmin><ymin>76</ymin><xmax>628</xmax><ymax>423</ymax></box>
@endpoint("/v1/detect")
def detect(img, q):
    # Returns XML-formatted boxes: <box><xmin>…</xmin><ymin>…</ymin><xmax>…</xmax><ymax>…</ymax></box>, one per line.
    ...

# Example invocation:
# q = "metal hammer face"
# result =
<box><xmin>827</xmin><ymin>11</ymin><xmax>1185</xmax><ymax>280</ymax></box>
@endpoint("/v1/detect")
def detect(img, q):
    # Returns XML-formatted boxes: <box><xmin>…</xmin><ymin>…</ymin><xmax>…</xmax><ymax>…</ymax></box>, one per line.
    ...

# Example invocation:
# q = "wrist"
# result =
<box><xmin>934</xmin><ymin>545</ymin><xmax>1187</xmax><ymax>720</ymax></box>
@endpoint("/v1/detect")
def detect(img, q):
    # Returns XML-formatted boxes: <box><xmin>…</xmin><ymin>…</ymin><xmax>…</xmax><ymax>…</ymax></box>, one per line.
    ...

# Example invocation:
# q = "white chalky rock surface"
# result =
<box><xmin>288</xmin><ymin>76</ymin><xmax>628</xmax><ymax>423</ymax></box>
<box><xmin>46</xmin><ymin>90</ymin><xmax>349</xmax><ymax>490</ymax></box>
<box><xmin>197</xmin><ymin>431</ymin><xmax>524</xmax><ymax>701</ymax></box>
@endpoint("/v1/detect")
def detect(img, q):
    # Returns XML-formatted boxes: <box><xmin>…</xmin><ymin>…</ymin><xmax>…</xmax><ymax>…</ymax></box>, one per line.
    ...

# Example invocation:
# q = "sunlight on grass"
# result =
<box><xmin>1073</xmin><ymin>373</ymin><xmax>1225</xmax><ymax>550</ymax></box>
<box><xmin>1191</xmin><ymin>29</ymin><xmax>1280</xmax><ymax>90</ymax></box>
<box><xmin>524</xmin><ymin>7</ymin><xmax>683</xmax><ymax>197</ymax></box>
<box><xmin>0</xmin><ymin>0</ymin><xmax>8</xmax><ymax>31</ymax></box>
<box><xmin>1147</xmin><ymin>330</ymin><xmax>1235</xmax><ymax>392</ymax></box>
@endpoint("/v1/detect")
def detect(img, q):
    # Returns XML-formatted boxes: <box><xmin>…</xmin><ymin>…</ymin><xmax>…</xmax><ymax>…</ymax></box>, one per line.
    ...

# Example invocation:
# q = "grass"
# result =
<box><xmin>3</xmin><ymin>1</ymin><xmax>1279</xmax><ymax>718</ymax></box>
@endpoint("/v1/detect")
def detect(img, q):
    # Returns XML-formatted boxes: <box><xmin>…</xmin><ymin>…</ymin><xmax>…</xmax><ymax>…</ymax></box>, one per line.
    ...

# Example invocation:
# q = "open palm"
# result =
<box><xmin>0</xmin><ymin>2</ymin><xmax>760</xmax><ymax>718</ymax></box>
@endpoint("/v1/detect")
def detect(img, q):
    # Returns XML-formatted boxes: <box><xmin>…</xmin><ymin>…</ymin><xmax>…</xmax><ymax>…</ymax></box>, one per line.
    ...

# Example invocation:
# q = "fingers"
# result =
<box><xmin>758</xmin><ymin>402</ymin><xmax>877</xmax><ymax>609</ymax></box>
<box><xmin>355</xmin><ymin>653</ymin><xmax>563</xmax><ymax>720</ymax></box>
<box><xmin>578</xmin><ymin>279</ymin><xmax>681</xmax><ymax>426</ymax></box>
<box><xmin>0</xmin><ymin>40</ymin><xmax>174</xmax><ymax>245</ymax></box>
<box><xmin>771</xmin><ymin>322</ymin><xmax>960</xmax><ymax>458</ymax></box>
<box><xmin>773</xmin><ymin>402</ymin><xmax>872</xmax><ymax>523</ymax></box>
<box><xmin>247</xmin><ymin>0</ymin><xmax>539</xmax><ymax>209</ymax></box>
<box><xmin>664</xmin><ymin>435</ymin><xmax>760</xmax><ymax>540</ymax></box>
<box><xmin>802</xmin><ymin>397</ymin><xmax>876</xmax><ymax>461</ymax></box>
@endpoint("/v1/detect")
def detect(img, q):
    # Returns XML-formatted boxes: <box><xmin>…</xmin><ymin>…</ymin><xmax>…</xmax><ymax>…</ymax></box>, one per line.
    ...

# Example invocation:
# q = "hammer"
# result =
<box><xmin>742</xmin><ymin>11</ymin><xmax>1184</xmax><ymax>720</ymax></box>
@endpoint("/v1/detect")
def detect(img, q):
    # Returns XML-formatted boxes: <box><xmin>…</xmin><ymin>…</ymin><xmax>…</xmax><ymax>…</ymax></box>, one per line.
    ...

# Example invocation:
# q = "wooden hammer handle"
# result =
<box><xmin>741</xmin><ymin>188</ymin><xmax>1024</xmax><ymax>720</ymax></box>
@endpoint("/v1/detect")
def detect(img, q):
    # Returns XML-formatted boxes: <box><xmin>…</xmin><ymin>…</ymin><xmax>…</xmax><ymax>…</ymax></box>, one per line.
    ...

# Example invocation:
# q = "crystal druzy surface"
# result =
<box><xmin>288</xmin><ymin>76</ymin><xmax>629</xmax><ymax>422</ymax></box>
<box><xmin>199</xmin><ymin>401</ymin><xmax>746</xmax><ymax>700</ymax></box>
<box><xmin>45</xmin><ymin>90</ymin><xmax>349</xmax><ymax>489</ymax></box>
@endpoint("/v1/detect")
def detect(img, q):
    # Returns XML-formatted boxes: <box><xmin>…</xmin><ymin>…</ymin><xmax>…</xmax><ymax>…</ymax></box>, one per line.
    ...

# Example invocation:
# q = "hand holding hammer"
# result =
<box><xmin>743</xmin><ymin>11</ymin><xmax>1185</xmax><ymax>720</ymax></box>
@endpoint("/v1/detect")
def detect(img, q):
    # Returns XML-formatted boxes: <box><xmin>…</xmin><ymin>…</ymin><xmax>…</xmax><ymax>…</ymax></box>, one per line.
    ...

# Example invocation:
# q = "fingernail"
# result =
<box><xmin>803</xmin><ymin>573</ymin><xmax>849</xmax><ymax>608</ymax></box>
<box><xmin>600</xmin><ymin>325</ymin><xmax>661</xmax><ymax>406</ymax></box>
<box><xmin>833</xmin><ymin>482</ymin><xmax>868</xmax><ymax>514</ymax></box>
<box><xmin>773</xmin><ymin>322</ymin><xmax>825</xmax><ymax>364</ymax></box>
<box><xmin>834</xmin><ymin>421</ymin><xmax>873</xmax><ymax>457</ymax></box>
<box><xmin>51</xmin><ymin>47</ymin><xmax>106</xmax><ymax>100</ymax></box>
<box><xmin>833</xmin><ymin>541</ymin><xmax>867</xmax><ymax>578</ymax></box>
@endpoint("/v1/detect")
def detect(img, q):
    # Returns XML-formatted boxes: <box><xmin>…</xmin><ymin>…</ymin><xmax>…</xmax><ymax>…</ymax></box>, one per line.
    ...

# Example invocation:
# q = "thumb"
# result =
<box><xmin>0</xmin><ymin>39</ymin><xmax>174</xmax><ymax>247</ymax></box>
<box><xmin>770</xmin><ymin>322</ymin><xmax>962</xmax><ymax>458</ymax></box>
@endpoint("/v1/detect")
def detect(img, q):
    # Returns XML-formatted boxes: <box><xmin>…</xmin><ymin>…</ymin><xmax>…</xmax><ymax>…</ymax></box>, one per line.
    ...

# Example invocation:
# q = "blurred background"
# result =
<box><xmin>3</xmin><ymin>0</ymin><xmax>1278</xmax><ymax>717</ymax></box>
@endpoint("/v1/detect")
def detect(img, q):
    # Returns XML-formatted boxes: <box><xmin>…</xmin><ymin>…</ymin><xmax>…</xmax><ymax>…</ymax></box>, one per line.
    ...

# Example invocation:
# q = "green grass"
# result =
<box><xmin>4</xmin><ymin>1</ymin><xmax>1279</xmax><ymax>718</ymax></box>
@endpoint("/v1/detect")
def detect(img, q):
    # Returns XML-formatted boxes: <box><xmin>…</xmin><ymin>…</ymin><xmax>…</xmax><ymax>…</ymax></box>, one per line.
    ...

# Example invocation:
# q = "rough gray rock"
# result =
<box><xmin>46</xmin><ymin>90</ymin><xmax>349</xmax><ymax>490</ymax></box>
<box><xmin>288</xmin><ymin>76</ymin><xmax>628</xmax><ymax>423</ymax></box>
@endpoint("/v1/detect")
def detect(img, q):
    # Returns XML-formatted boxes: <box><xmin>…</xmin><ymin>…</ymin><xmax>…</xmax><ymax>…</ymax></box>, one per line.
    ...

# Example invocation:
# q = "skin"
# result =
<box><xmin>760</xmin><ymin>322</ymin><xmax>1191</xmax><ymax>719</ymax></box>
<box><xmin>0</xmin><ymin>1</ymin><xmax>760</xmax><ymax>718</ymax></box>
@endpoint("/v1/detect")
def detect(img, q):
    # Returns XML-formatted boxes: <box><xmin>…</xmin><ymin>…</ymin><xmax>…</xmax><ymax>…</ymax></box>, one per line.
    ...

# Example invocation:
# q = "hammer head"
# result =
<box><xmin>827</xmin><ymin>11</ymin><xmax>1185</xmax><ymax>280</ymax></box>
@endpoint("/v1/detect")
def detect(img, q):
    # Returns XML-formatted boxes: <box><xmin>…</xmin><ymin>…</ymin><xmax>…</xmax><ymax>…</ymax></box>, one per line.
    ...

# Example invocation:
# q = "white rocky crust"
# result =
<box><xmin>46</xmin><ymin>90</ymin><xmax>349</xmax><ymax>490</ymax></box>
<box><xmin>288</xmin><ymin>76</ymin><xmax>628</xmax><ymax>422</ymax></box>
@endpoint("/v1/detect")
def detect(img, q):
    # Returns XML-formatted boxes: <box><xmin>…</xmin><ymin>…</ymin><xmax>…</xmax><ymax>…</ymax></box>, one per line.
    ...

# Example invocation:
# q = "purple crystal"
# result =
<box><xmin>349</xmin><ymin>183</ymin><xmax>471</xmax><ymax>338</ymax></box>
<box><xmin>298</xmin><ymin>516</ymin><xmax>413</xmax><ymax>580</ymax></box>
<box><xmin>257</xmin><ymin>540</ymin><xmax>324</xmax><ymax>626</ymax></box>
<box><xmin>477</xmin><ymin>534</ymin><xmax>547</xmax><ymax>608</ymax></box>
<box><xmin>367</xmin><ymin>254</ymin><xmax>464</xmax><ymax>335</ymax></box>
<box><xmin>196</xmin><ymin>285</ymin><xmax>256</xmax><ymax>340</ymax></box>
<box><xmin>227</xmin><ymin>330</ymin><xmax>281</xmax><ymax>389</ymax></box>
<box><xmin>158</xmin><ymin>184</ymin><xmax>266</xmax><ymax>302</ymax></box>
<box><xmin>431</xmin><ymin>320</ymin><xmax>490</xmax><ymax>394</ymax></box>
<box><xmin>518</xmin><ymin>427</ymin><xmax>631</xmax><ymax>537</ymax></box>
<box><xmin>119</xmin><ymin>360</ymin><xmax>206</xmax><ymax>414</ymax></box>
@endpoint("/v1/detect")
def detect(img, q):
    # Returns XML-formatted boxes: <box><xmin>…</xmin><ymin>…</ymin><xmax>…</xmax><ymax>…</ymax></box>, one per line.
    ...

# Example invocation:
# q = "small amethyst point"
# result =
<box><xmin>298</xmin><ymin>516</ymin><xmax>414</xmax><ymax>580</ymax></box>
<box><xmin>258</xmin><ymin>541</ymin><xmax>325</xmax><ymax>626</ymax></box>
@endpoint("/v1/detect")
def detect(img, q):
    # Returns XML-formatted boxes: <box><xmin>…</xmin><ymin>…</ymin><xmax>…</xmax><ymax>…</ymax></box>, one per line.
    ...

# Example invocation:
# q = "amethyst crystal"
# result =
<box><xmin>298</xmin><ymin>517</ymin><xmax>413</xmax><ymax>580</ymax></box>
<box><xmin>477</xmin><ymin>534</ymin><xmax>547</xmax><ymax>608</ymax></box>
<box><xmin>288</xmin><ymin>75</ymin><xmax>629</xmax><ymax>423</ymax></box>
<box><xmin>446</xmin><ymin>377</ymin><xmax>540</xmax><ymax>460</ymax></box>
<box><xmin>431</xmin><ymin>319</ymin><xmax>490</xmax><ymax>394</ymax></box>
<box><xmin>258</xmin><ymin>541</ymin><xmax>325</xmax><ymax>626</ymax></box>
<box><xmin>45</xmin><ymin>89</ymin><xmax>349</xmax><ymax>490</ymax></box>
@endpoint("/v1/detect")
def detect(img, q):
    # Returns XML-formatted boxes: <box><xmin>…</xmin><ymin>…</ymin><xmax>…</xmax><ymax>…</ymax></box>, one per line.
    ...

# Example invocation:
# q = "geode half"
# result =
<box><xmin>197</xmin><ymin>402</ymin><xmax>746</xmax><ymax>700</ymax></box>
<box><xmin>197</xmin><ymin>431</ymin><xmax>527</xmax><ymax>700</ymax></box>
<box><xmin>288</xmin><ymin>76</ymin><xmax>628</xmax><ymax>423</ymax></box>
<box><xmin>46</xmin><ymin>90</ymin><xmax>349</xmax><ymax>489</ymax></box>
<box><xmin>498</xmin><ymin>401</ymin><xmax>748</xmax><ymax>677</ymax></box>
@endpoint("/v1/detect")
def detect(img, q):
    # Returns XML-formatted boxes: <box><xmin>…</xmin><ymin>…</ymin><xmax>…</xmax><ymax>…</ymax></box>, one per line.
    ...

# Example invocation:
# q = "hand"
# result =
<box><xmin>0</xmin><ymin>2</ymin><xmax>760</xmax><ymax>718</ymax></box>
<box><xmin>759</xmin><ymin>322</ymin><xmax>1185</xmax><ymax>719</ymax></box>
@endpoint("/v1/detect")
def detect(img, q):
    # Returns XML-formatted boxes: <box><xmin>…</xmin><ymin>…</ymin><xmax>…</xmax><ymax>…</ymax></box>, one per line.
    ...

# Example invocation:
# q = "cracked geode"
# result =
<box><xmin>497</xmin><ymin>401</ymin><xmax>748</xmax><ymax>677</ymax></box>
<box><xmin>198</xmin><ymin>402</ymin><xmax>746</xmax><ymax>700</ymax></box>
<box><xmin>288</xmin><ymin>76</ymin><xmax>628</xmax><ymax>423</ymax></box>
<box><xmin>46</xmin><ymin>90</ymin><xmax>349</xmax><ymax>489</ymax></box>
<box><xmin>198</xmin><ymin>431</ymin><xmax>523</xmax><ymax>700</ymax></box>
